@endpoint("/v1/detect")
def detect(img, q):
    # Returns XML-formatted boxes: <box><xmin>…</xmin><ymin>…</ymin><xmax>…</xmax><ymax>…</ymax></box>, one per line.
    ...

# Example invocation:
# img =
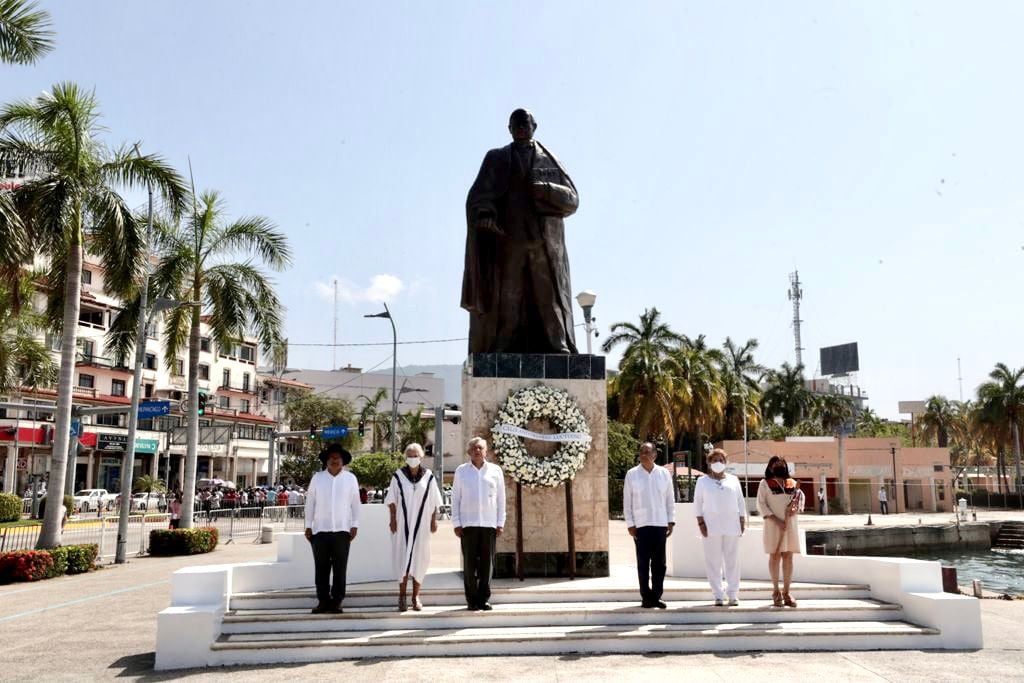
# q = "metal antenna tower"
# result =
<box><xmin>332</xmin><ymin>279</ymin><xmax>338</xmax><ymax>370</ymax></box>
<box><xmin>957</xmin><ymin>356</ymin><xmax>963</xmax><ymax>402</ymax></box>
<box><xmin>787</xmin><ymin>271</ymin><xmax>804</xmax><ymax>366</ymax></box>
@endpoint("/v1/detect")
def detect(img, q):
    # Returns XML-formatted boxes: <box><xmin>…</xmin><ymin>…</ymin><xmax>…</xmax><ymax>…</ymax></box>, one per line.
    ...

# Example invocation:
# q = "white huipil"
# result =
<box><xmin>385</xmin><ymin>467</ymin><xmax>443</xmax><ymax>582</ymax></box>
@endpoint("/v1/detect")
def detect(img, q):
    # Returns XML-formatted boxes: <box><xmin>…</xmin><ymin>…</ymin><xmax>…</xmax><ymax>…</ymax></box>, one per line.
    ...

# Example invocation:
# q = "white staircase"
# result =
<box><xmin>205</xmin><ymin>573</ymin><xmax>942</xmax><ymax>666</ymax></box>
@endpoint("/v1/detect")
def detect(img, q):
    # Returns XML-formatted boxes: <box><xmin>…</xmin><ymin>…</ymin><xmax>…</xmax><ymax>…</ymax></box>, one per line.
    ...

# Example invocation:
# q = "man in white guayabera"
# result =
<box><xmin>694</xmin><ymin>448</ymin><xmax>747</xmax><ymax>606</ymax></box>
<box><xmin>304</xmin><ymin>444</ymin><xmax>361</xmax><ymax>614</ymax></box>
<box><xmin>451</xmin><ymin>437</ymin><xmax>507</xmax><ymax>611</ymax></box>
<box><xmin>386</xmin><ymin>443</ymin><xmax>443</xmax><ymax>612</ymax></box>
<box><xmin>623</xmin><ymin>442</ymin><xmax>675</xmax><ymax>608</ymax></box>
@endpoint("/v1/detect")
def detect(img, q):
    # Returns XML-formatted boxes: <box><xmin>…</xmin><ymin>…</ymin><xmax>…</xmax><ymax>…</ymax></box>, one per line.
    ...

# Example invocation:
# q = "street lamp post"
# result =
<box><xmin>575</xmin><ymin>290</ymin><xmax>597</xmax><ymax>355</ymax></box>
<box><xmin>365</xmin><ymin>303</ymin><xmax>397</xmax><ymax>453</ymax></box>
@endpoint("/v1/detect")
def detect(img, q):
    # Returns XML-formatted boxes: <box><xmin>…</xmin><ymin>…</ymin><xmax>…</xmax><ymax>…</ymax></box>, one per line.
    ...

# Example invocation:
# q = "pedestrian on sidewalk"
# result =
<box><xmin>386</xmin><ymin>443</ymin><xmax>443</xmax><ymax>612</ymax></box>
<box><xmin>817</xmin><ymin>487</ymin><xmax>826</xmax><ymax>515</ymax></box>
<box><xmin>694</xmin><ymin>448</ymin><xmax>746</xmax><ymax>606</ymax></box>
<box><xmin>623</xmin><ymin>442</ymin><xmax>675</xmax><ymax>609</ymax></box>
<box><xmin>451</xmin><ymin>437</ymin><xmax>506</xmax><ymax>611</ymax></box>
<box><xmin>757</xmin><ymin>456</ymin><xmax>804</xmax><ymax>608</ymax></box>
<box><xmin>304</xmin><ymin>444</ymin><xmax>360</xmax><ymax>615</ymax></box>
<box><xmin>879</xmin><ymin>485</ymin><xmax>889</xmax><ymax>515</ymax></box>
<box><xmin>169</xmin><ymin>492</ymin><xmax>182</xmax><ymax>529</ymax></box>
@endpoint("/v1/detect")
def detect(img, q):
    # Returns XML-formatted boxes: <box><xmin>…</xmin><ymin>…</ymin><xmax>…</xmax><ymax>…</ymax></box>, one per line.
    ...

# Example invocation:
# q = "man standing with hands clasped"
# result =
<box><xmin>304</xmin><ymin>444</ymin><xmax>361</xmax><ymax>615</ymax></box>
<box><xmin>451</xmin><ymin>437</ymin><xmax>506</xmax><ymax>611</ymax></box>
<box><xmin>623</xmin><ymin>442</ymin><xmax>675</xmax><ymax>608</ymax></box>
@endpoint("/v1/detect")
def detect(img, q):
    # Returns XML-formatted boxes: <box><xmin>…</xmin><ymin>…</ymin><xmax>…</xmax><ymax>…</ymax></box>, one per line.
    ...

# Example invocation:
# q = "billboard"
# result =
<box><xmin>820</xmin><ymin>342</ymin><xmax>859</xmax><ymax>376</ymax></box>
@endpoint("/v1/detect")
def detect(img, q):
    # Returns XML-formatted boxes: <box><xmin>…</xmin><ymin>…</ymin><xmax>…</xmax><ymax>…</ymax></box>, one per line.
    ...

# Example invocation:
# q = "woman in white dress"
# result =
<box><xmin>693</xmin><ymin>448</ymin><xmax>747</xmax><ymax>606</ymax></box>
<box><xmin>385</xmin><ymin>443</ymin><xmax>443</xmax><ymax>611</ymax></box>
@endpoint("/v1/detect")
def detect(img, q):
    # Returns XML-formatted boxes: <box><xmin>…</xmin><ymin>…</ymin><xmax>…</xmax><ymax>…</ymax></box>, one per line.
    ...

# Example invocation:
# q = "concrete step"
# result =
<box><xmin>229</xmin><ymin>582</ymin><xmax>871</xmax><ymax>610</ymax></box>
<box><xmin>221</xmin><ymin>598</ymin><xmax>902</xmax><ymax>633</ymax></box>
<box><xmin>209</xmin><ymin>620</ymin><xmax>942</xmax><ymax>664</ymax></box>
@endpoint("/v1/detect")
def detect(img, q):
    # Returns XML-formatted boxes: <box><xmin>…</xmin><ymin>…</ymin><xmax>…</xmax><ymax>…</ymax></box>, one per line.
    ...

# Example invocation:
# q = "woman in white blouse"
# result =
<box><xmin>693</xmin><ymin>448</ymin><xmax>747</xmax><ymax>606</ymax></box>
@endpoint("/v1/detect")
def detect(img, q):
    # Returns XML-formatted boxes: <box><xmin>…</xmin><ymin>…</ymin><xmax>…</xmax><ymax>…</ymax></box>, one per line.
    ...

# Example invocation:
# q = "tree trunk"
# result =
<box><xmin>836</xmin><ymin>432</ymin><xmax>848</xmax><ymax>514</ymax></box>
<box><xmin>36</xmin><ymin>236</ymin><xmax>83</xmax><ymax>548</ymax></box>
<box><xmin>1013</xmin><ymin>421</ymin><xmax>1023</xmax><ymax>496</ymax></box>
<box><xmin>179</xmin><ymin>290</ymin><xmax>202</xmax><ymax>528</ymax></box>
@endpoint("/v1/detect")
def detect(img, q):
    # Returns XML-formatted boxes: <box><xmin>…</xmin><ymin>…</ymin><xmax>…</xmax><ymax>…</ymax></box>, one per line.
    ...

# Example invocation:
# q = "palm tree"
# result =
<box><xmin>761</xmin><ymin>362</ymin><xmax>812</xmax><ymax>428</ymax></box>
<box><xmin>603</xmin><ymin>309</ymin><xmax>683</xmax><ymax>443</ymax></box>
<box><xmin>812</xmin><ymin>393</ymin><xmax>855</xmax><ymax>512</ymax></box>
<box><xmin>357</xmin><ymin>388</ymin><xmax>390</xmax><ymax>452</ymax></box>
<box><xmin>0</xmin><ymin>0</ymin><xmax>53</xmax><ymax>65</ymax></box>
<box><xmin>718</xmin><ymin>337</ymin><xmax>764</xmax><ymax>440</ymax></box>
<box><xmin>109</xmin><ymin>190</ymin><xmax>290</xmax><ymax>528</ymax></box>
<box><xmin>0</xmin><ymin>273</ymin><xmax>56</xmax><ymax>392</ymax></box>
<box><xmin>133</xmin><ymin>473</ymin><xmax>167</xmax><ymax>494</ymax></box>
<box><xmin>854</xmin><ymin>406</ymin><xmax>884</xmax><ymax>437</ymax></box>
<box><xmin>671</xmin><ymin>343</ymin><xmax>725</xmax><ymax>455</ymax></box>
<box><xmin>977</xmin><ymin>363</ymin><xmax>1024</xmax><ymax>494</ymax></box>
<box><xmin>397</xmin><ymin>409</ymin><xmax>432</xmax><ymax>450</ymax></box>
<box><xmin>917</xmin><ymin>395</ymin><xmax>956</xmax><ymax>448</ymax></box>
<box><xmin>1</xmin><ymin>83</ymin><xmax>186</xmax><ymax>548</ymax></box>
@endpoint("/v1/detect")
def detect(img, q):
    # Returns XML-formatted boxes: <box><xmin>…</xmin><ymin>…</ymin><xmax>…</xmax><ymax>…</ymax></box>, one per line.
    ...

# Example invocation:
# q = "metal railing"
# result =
<box><xmin>194</xmin><ymin>504</ymin><xmax>306</xmax><ymax>544</ymax></box>
<box><xmin>0</xmin><ymin>513</ymin><xmax>171</xmax><ymax>558</ymax></box>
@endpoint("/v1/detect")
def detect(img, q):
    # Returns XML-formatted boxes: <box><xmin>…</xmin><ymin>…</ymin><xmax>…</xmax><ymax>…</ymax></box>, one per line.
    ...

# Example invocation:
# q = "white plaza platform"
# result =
<box><xmin>155</xmin><ymin>504</ymin><xmax>982</xmax><ymax>670</ymax></box>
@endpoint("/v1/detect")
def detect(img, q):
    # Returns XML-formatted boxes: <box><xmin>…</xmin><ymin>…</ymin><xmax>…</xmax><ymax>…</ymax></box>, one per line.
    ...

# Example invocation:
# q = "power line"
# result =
<box><xmin>286</xmin><ymin>337</ymin><xmax>466</xmax><ymax>348</ymax></box>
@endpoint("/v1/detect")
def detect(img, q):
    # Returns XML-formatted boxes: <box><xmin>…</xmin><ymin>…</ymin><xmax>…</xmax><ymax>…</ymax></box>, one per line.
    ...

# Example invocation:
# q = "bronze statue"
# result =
<box><xmin>461</xmin><ymin>109</ymin><xmax>580</xmax><ymax>354</ymax></box>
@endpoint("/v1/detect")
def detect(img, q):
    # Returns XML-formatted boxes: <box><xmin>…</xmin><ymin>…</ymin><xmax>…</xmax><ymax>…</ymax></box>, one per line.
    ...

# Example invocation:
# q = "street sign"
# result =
<box><xmin>70</xmin><ymin>420</ymin><xmax>82</xmax><ymax>437</ymax></box>
<box><xmin>138</xmin><ymin>400</ymin><xmax>171</xmax><ymax>418</ymax></box>
<box><xmin>321</xmin><ymin>425</ymin><xmax>349</xmax><ymax>439</ymax></box>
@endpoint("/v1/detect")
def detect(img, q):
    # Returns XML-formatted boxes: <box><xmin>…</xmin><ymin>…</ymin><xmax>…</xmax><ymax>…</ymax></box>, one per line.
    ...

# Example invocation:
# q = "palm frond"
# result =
<box><xmin>204</xmin><ymin>216</ymin><xmax>292</xmax><ymax>270</ymax></box>
<box><xmin>99</xmin><ymin>146</ymin><xmax>188</xmax><ymax>218</ymax></box>
<box><xmin>0</xmin><ymin>0</ymin><xmax>53</xmax><ymax>65</ymax></box>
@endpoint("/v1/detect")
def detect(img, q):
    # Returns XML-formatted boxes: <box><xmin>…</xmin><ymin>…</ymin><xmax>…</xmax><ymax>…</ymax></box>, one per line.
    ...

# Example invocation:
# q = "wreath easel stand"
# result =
<box><xmin>514</xmin><ymin>479</ymin><xmax>576</xmax><ymax>581</ymax></box>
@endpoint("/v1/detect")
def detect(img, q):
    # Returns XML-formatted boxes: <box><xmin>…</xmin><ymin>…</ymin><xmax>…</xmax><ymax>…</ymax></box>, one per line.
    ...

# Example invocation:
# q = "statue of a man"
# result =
<box><xmin>461</xmin><ymin>109</ymin><xmax>580</xmax><ymax>354</ymax></box>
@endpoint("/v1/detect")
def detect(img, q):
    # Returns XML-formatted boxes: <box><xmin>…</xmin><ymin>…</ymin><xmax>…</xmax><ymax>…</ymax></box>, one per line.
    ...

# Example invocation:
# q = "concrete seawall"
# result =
<box><xmin>805</xmin><ymin>522</ymin><xmax>992</xmax><ymax>555</ymax></box>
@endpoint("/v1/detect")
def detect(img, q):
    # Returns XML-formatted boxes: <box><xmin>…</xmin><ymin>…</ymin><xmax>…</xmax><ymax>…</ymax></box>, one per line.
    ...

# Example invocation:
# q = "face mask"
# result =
<box><xmin>710</xmin><ymin>461</ymin><xmax>727</xmax><ymax>474</ymax></box>
<box><xmin>772</xmin><ymin>466</ymin><xmax>788</xmax><ymax>478</ymax></box>
<box><xmin>406</xmin><ymin>457</ymin><xmax>421</xmax><ymax>468</ymax></box>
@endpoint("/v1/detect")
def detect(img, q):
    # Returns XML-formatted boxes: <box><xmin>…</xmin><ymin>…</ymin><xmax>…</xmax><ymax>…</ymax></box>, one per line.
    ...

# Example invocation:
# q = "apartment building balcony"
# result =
<box><xmin>218</xmin><ymin>383</ymin><xmax>258</xmax><ymax>395</ymax></box>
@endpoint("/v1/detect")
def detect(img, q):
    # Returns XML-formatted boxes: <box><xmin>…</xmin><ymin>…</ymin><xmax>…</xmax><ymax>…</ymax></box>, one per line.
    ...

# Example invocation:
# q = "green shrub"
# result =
<box><xmin>46</xmin><ymin>546</ymin><xmax>69</xmax><ymax>578</ymax></box>
<box><xmin>148</xmin><ymin>527</ymin><xmax>219</xmax><ymax>556</ymax></box>
<box><xmin>64</xmin><ymin>544</ymin><xmax>98</xmax><ymax>573</ymax></box>
<box><xmin>0</xmin><ymin>550</ymin><xmax>54</xmax><ymax>583</ymax></box>
<box><xmin>608</xmin><ymin>479</ymin><xmax>624</xmax><ymax>517</ymax></box>
<box><xmin>0</xmin><ymin>493</ymin><xmax>21</xmax><ymax>522</ymax></box>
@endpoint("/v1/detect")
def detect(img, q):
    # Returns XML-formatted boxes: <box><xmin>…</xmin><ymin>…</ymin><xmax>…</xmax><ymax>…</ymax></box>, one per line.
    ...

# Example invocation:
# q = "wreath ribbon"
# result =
<box><xmin>495</xmin><ymin>424</ymin><xmax>592</xmax><ymax>443</ymax></box>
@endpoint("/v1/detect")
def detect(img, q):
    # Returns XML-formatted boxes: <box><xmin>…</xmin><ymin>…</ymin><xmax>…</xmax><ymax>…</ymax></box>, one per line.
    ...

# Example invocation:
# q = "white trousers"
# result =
<box><xmin>702</xmin><ymin>534</ymin><xmax>741</xmax><ymax>600</ymax></box>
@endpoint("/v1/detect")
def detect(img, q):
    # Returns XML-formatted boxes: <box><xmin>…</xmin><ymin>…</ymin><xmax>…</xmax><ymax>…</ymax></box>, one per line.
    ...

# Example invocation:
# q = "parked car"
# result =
<box><xmin>131</xmin><ymin>492</ymin><xmax>164</xmax><ymax>511</ymax></box>
<box><xmin>73</xmin><ymin>488</ymin><xmax>116</xmax><ymax>512</ymax></box>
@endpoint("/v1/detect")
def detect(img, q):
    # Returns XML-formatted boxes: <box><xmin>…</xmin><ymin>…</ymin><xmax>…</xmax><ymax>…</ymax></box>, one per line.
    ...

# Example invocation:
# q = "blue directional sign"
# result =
<box><xmin>321</xmin><ymin>425</ymin><xmax>349</xmax><ymax>439</ymax></box>
<box><xmin>70</xmin><ymin>420</ymin><xmax>82</xmax><ymax>437</ymax></box>
<box><xmin>138</xmin><ymin>400</ymin><xmax>171</xmax><ymax>418</ymax></box>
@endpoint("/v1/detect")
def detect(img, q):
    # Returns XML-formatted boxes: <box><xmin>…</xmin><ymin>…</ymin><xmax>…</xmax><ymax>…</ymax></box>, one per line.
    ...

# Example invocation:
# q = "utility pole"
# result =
<box><xmin>787</xmin><ymin>271</ymin><xmax>804</xmax><ymax>367</ymax></box>
<box><xmin>364</xmin><ymin>304</ymin><xmax>397</xmax><ymax>453</ymax></box>
<box><xmin>116</xmin><ymin>165</ymin><xmax>154</xmax><ymax>564</ymax></box>
<box><xmin>332</xmin><ymin>279</ymin><xmax>338</xmax><ymax>371</ymax></box>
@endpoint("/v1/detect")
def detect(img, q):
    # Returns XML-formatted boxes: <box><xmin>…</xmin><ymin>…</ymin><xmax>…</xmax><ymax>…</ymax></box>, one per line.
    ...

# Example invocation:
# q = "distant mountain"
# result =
<box><xmin>367</xmin><ymin>363</ymin><xmax>465</xmax><ymax>405</ymax></box>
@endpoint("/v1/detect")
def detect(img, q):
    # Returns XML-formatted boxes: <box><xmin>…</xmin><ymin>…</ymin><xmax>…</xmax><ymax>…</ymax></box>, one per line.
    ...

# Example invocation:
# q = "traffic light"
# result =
<box><xmin>358</xmin><ymin>419</ymin><xmax>365</xmax><ymax>437</ymax></box>
<box><xmin>309</xmin><ymin>424</ymin><xmax>318</xmax><ymax>439</ymax></box>
<box><xmin>197</xmin><ymin>393</ymin><xmax>207</xmax><ymax>416</ymax></box>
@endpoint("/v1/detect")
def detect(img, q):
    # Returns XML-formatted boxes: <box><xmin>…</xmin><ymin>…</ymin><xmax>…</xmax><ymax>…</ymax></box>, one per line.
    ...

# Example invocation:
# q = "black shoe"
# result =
<box><xmin>311</xmin><ymin>602</ymin><xmax>329</xmax><ymax>614</ymax></box>
<box><xmin>654</xmin><ymin>600</ymin><xmax>667</xmax><ymax>609</ymax></box>
<box><xmin>640</xmin><ymin>601</ymin><xmax>655</xmax><ymax>609</ymax></box>
<box><xmin>329</xmin><ymin>601</ymin><xmax>343</xmax><ymax>614</ymax></box>
<box><xmin>466</xmin><ymin>603</ymin><xmax>479</xmax><ymax>611</ymax></box>
<box><xmin>479</xmin><ymin>602</ymin><xmax>493</xmax><ymax>611</ymax></box>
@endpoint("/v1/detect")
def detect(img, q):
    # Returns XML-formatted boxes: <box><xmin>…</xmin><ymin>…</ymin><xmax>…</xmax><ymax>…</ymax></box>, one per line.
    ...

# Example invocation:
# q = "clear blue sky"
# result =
<box><xmin>7</xmin><ymin>1</ymin><xmax>1024</xmax><ymax>418</ymax></box>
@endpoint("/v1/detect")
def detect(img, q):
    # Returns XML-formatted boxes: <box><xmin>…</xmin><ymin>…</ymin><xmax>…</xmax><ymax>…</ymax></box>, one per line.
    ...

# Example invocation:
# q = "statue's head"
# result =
<box><xmin>508</xmin><ymin>108</ymin><xmax>537</xmax><ymax>142</ymax></box>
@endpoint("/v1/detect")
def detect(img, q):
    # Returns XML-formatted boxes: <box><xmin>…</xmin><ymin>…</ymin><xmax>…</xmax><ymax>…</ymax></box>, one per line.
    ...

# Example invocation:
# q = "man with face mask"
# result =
<box><xmin>385</xmin><ymin>443</ymin><xmax>443</xmax><ymax>611</ymax></box>
<box><xmin>693</xmin><ymin>448</ymin><xmax>747</xmax><ymax>606</ymax></box>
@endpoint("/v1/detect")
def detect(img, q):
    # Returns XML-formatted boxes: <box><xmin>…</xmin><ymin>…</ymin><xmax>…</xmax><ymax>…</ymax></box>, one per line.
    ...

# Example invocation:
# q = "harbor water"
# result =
<box><xmin>867</xmin><ymin>547</ymin><xmax>1024</xmax><ymax>596</ymax></box>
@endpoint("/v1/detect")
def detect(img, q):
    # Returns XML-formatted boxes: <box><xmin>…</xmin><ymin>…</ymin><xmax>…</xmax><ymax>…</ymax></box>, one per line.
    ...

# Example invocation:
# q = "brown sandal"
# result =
<box><xmin>783</xmin><ymin>592</ymin><xmax>797</xmax><ymax>608</ymax></box>
<box><xmin>398</xmin><ymin>596</ymin><xmax>408</xmax><ymax>612</ymax></box>
<box><xmin>412</xmin><ymin>597</ymin><xmax>423</xmax><ymax>611</ymax></box>
<box><xmin>772</xmin><ymin>590</ymin><xmax>783</xmax><ymax>607</ymax></box>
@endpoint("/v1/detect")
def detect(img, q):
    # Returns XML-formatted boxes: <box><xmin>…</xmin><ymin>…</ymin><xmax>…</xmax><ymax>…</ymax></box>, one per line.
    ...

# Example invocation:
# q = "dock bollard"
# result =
<box><xmin>941</xmin><ymin>566</ymin><xmax>959</xmax><ymax>594</ymax></box>
<box><xmin>972</xmin><ymin>580</ymin><xmax>983</xmax><ymax>598</ymax></box>
<box><xmin>261</xmin><ymin>526</ymin><xmax>274</xmax><ymax>544</ymax></box>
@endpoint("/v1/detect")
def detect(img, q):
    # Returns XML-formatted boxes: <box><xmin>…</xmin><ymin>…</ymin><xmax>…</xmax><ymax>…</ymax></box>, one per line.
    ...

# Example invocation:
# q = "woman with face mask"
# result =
<box><xmin>757</xmin><ymin>456</ymin><xmax>805</xmax><ymax>607</ymax></box>
<box><xmin>385</xmin><ymin>443</ymin><xmax>443</xmax><ymax>611</ymax></box>
<box><xmin>693</xmin><ymin>448</ymin><xmax>747</xmax><ymax>606</ymax></box>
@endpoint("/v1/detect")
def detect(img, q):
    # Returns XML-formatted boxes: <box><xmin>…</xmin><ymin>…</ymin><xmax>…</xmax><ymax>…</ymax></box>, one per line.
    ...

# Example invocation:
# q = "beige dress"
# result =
<box><xmin>757</xmin><ymin>479</ymin><xmax>804</xmax><ymax>554</ymax></box>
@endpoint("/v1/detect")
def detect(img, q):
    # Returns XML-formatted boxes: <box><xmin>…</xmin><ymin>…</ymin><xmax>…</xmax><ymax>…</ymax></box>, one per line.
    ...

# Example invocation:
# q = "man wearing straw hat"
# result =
<box><xmin>304</xmin><ymin>444</ymin><xmax>361</xmax><ymax>614</ymax></box>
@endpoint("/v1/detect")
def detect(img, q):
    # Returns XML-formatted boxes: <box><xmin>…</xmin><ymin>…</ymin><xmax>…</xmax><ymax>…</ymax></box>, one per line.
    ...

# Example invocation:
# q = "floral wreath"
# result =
<box><xmin>491</xmin><ymin>384</ymin><xmax>592</xmax><ymax>488</ymax></box>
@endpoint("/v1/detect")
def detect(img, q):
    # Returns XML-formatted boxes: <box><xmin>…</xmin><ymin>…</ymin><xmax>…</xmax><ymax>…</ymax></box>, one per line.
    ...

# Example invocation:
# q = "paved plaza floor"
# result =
<box><xmin>1</xmin><ymin>518</ymin><xmax>1020</xmax><ymax>681</ymax></box>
